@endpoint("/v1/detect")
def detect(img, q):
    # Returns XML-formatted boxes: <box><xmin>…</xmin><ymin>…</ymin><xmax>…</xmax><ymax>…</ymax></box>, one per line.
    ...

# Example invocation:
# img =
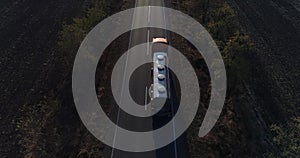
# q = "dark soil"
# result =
<box><xmin>228</xmin><ymin>0</ymin><xmax>300</xmax><ymax>156</ymax></box>
<box><xmin>0</xmin><ymin>0</ymin><xmax>85</xmax><ymax>157</ymax></box>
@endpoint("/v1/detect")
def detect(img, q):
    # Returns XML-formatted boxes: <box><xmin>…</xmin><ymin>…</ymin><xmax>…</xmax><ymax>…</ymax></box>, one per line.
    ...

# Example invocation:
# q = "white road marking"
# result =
<box><xmin>148</xmin><ymin>5</ymin><xmax>151</xmax><ymax>23</ymax></box>
<box><xmin>111</xmin><ymin>0</ymin><xmax>138</xmax><ymax>157</ymax></box>
<box><xmin>147</xmin><ymin>5</ymin><xmax>150</xmax><ymax>56</ymax></box>
<box><xmin>147</xmin><ymin>29</ymin><xmax>150</xmax><ymax>55</ymax></box>
<box><xmin>145</xmin><ymin>86</ymin><xmax>148</xmax><ymax>110</ymax></box>
<box><xmin>163</xmin><ymin>0</ymin><xmax>167</xmax><ymax>37</ymax></box>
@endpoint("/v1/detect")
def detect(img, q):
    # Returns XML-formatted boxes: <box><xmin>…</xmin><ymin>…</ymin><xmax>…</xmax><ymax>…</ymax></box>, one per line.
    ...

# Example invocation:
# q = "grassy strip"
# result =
<box><xmin>175</xmin><ymin>0</ymin><xmax>253</xmax><ymax>157</ymax></box>
<box><xmin>16</xmin><ymin>0</ymin><xmax>114</xmax><ymax>157</ymax></box>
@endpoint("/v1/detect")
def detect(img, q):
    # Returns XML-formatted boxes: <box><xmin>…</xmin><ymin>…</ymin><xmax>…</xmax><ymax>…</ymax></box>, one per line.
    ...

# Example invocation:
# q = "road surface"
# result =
<box><xmin>109</xmin><ymin>0</ymin><xmax>189</xmax><ymax>158</ymax></box>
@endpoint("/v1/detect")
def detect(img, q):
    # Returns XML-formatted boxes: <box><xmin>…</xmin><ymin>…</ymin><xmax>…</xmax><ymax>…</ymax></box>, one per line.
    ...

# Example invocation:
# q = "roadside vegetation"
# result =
<box><xmin>17</xmin><ymin>98</ymin><xmax>61</xmax><ymax>157</ymax></box>
<box><xmin>176</xmin><ymin>1</ymin><xmax>300</xmax><ymax>157</ymax></box>
<box><xmin>16</xmin><ymin>0</ymin><xmax>120</xmax><ymax>157</ymax></box>
<box><xmin>58</xmin><ymin>0</ymin><xmax>109</xmax><ymax>69</ymax></box>
<box><xmin>268</xmin><ymin>117</ymin><xmax>300</xmax><ymax>157</ymax></box>
<box><xmin>174</xmin><ymin>0</ymin><xmax>253</xmax><ymax>157</ymax></box>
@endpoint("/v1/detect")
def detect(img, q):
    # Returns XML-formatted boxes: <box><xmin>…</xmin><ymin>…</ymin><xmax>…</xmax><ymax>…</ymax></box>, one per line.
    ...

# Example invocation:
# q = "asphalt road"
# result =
<box><xmin>110</xmin><ymin>0</ymin><xmax>188</xmax><ymax>158</ymax></box>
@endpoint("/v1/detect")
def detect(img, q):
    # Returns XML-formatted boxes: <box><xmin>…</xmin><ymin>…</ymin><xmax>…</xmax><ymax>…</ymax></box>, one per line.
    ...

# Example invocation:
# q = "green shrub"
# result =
<box><xmin>58</xmin><ymin>3</ymin><xmax>107</xmax><ymax>68</ymax></box>
<box><xmin>269</xmin><ymin>117</ymin><xmax>300</xmax><ymax>157</ymax></box>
